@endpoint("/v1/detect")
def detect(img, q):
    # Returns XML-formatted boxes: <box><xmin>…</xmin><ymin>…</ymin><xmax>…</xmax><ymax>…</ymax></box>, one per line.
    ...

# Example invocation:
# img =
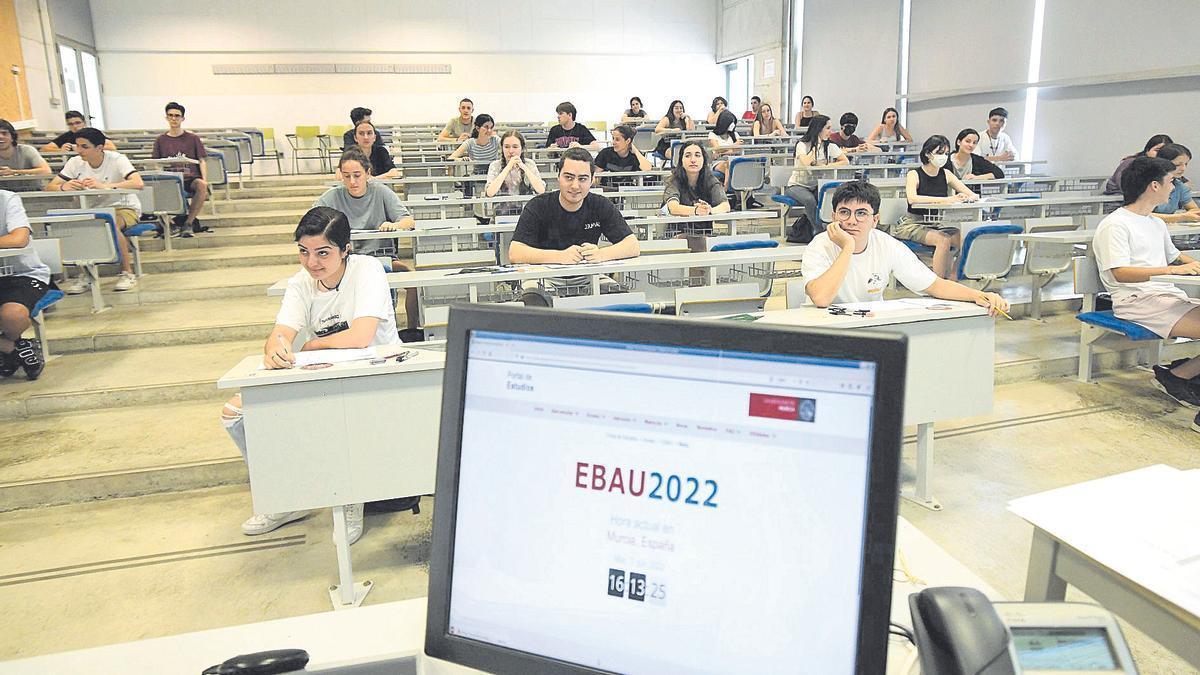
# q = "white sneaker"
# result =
<box><xmin>62</xmin><ymin>277</ymin><xmax>90</xmax><ymax>295</ymax></box>
<box><xmin>241</xmin><ymin>510</ymin><xmax>309</xmax><ymax>535</ymax></box>
<box><xmin>339</xmin><ymin>503</ymin><xmax>365</xmax><ymax>545</ymax></box>
<box><xmin>114</xmin><ymin>272</ymin><xmax>138</xmax><ymax>292</ymax></box>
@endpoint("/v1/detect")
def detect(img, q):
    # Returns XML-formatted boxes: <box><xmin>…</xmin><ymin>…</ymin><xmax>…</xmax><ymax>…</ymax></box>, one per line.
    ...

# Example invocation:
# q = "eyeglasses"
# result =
<box><xmin>834</xmin><ymin>208</ymin><xmax>876</xmax><ymax>221</ymax></box>
<box><xmin>166</xmin><ymin>113</ymin><xmax>183</xmax><ymax>119</ymax></box>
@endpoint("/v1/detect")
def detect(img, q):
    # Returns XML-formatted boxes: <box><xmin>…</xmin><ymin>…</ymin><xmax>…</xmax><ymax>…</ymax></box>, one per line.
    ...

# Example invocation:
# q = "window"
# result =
<box><xmin>58</xmin><ymin>42</ymin><xmax>105</xmax><ymax>129</ymax></box>
<box><xmin>722</xmin><ymin>55</ymin><xmax>753</xmax><ymax>116</ymax></box>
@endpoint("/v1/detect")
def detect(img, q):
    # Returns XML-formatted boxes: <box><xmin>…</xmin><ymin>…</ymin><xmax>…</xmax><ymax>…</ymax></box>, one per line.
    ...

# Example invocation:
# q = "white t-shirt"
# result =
<box><xmin>1093</xmin><ymin>207</ymin><xmax>1187</xmax><ymax>303</ymax></box>
<box><xmin>57</xmin><ymin>150</ymin><xmax>142</xmax><ymax>215</ymax></box>
<box><xmin>275</xmin><ymin>254</ymin><xmax>399</xmax><ymax>347</ymax></box>
<box><xmin>0</xmin><ymin>191</ymin><xmax>50</xmax><ymax>284</ymax></box>
<box><xmin>973</xmin><ymin>130</ymin><xmax>1017</xmax><ymax>161</ymax></box>
<box><xmin>788</xmin><ymin>140</ymin><xmax>844</xmax><ymax>188</ymax></box>
<box><xmin>800</xmin><ymin>229</ymin><xmax>938</xmax><ymax>304</ymax></box>
<box><xmin>708</xmin><ymin>132</ymin><xmax>736</xmax><ymax>147</ymax></box>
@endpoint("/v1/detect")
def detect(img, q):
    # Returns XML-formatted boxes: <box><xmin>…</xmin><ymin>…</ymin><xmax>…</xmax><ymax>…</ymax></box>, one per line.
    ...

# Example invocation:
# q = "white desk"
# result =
<box><xmin>757</xmin><ymin>300</ymin><xmax>995</xmax><ymax>510</ymax></box>
<box><xmin>922</xmin><ymin>194</ymin><xmax>1121</xmax><ymax>224</ymax></box>
<box><xmin>15</xmin><ymin>188</ymin><xmax>139</xmax><ymax>214</ymax></box>
<box><xmin>216</xmin><ymin>344</ymin><xmax>446</xmax><ymax>609</ymax></box>
<box><xmin>1151</xmin><ymin>273</ymin><xmax>1200</xmax><ymax>289</ymax></box>
<box><xmin>0</xmin><ymin>517</ymin><xmax>996</xmax><ymax>675</ymax></box>
<box><xmin>1010</xmin><ymin>464</ymin><xmax>1200</xmax><ymax>669</ymax></box>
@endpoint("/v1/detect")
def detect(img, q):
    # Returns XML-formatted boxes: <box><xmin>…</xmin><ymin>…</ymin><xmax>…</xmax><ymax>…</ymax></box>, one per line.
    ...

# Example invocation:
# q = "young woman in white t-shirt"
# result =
<box><xmin>220</xmin><ymin>207</ymin><xmax>410</xmax><ymax>544</ymax></box>
<box><xmin>783</xmin><ymin>115</ymin><xmax>848</xmax><ymax>240</ymax></box>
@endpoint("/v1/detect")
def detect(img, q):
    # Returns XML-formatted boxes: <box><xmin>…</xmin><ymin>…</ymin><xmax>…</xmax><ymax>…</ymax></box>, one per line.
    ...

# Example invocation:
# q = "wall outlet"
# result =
<box><xmin>9</xmin><ymin>65</ymin><xmax>19</xmax><ymax>75</ymax></box>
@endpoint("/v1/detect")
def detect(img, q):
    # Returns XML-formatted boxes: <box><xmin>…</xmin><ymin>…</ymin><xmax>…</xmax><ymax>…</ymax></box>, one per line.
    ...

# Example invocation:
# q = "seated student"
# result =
<box><xmin>508</xmin><ymin>148</ymin><xmax>639</xmax><ymax>265</ymax></box>
<box><xmin>437</xmin><ymin>98</ymin><xmax>475</xmax><ymax>143</ymax></box>
<box><xmin>39</xmin><ymin>111</ymin><xmax>117</xmax><ymax>152</ymax></box>
<box><xmin>866</xmin><ymin>107</ymin><xmax>913</xmax><ymax>144</ymax></box>
<box><xmin>486</xmin><ymin>130</ymin><xmax>546</xmax><ymax>215</ymax></box>
<box><xmin>794</xmin><ymin>95</ymin><xmax>820</xmax><ymax>130</ymax></box>
<box><xmin>341</xmin><ymin>107</ymin><xmax>385</xmax><ymax>150</ymax></box>
<box><xmin>1093</xmin><ymin>156</ymin><xmax>1200</xmax><ymax>427</ymax></box>
<box><xmin>449</xmin><ymin>114</ymin><xmax>500</xmax><ymax>200</ymax></box>
<box><xmin>743</xmin><ymin>96</ymin><xmax>761</xmax><ymax>121</ymax></box>
<box><xmin>975</xmin><ymin>107</ymin><xmax>1017</xmax><ymax>161</ymax></box>
<box><xmin>595</xmin><ymin>125</ymin><xmax>652</xmax><ymax>187</ymax></box>
<box><xmin>0</xmin><ymin>118</ymin><xmax>51</xmax><ymax>190</ymax></box>
<box><xmin>784</xmin><ymin>114</ymin><xmax>849</xmax><ymax>242</ymax></box>
<box><xmin>315</xmin><ymin>148</ymin><xmax>418</xmax><ymax>331</ymax></box>
<box><xmin>0</xmin><ymin>190</ymin><xmax>52</xmax><ymax>380</ymax></box>
<box><xmin>706</xmin><ymin>96</ymin><xmax>728</xmax><ymax>125</ymax></box>
<box><xmin>1151</xmin><ymin>144</ymin><xmax>1200</xmax><ymax>223</ymax></box>
<box><xmin>828</xmin><ymin>112</ymin><xmax>874</xmax><ymax>153</ymax></box>
<box><xmin>221</xmin><ymin>206</ymin><xmax>413</xmax><ymax>542</ymax></box>
<box><xmin>621</xmin><ymin>96</ymin><xmax>647</xmax><ymax>124</ymax></box>
<box><xmin>46</xmin><ymin>128</ymin><xmax>143</xmax><ymax>293</ymax></box>
<box><xmin>662</xmin><ymin>141</ymin><xmax>730</xmax><ymax>236</ymax></box>
<box><xmin>351</xmin><ymin>120</ymin><xmax>400</xmax><ymax>179</ymax></box>
<box><xmin>653</xmin><ymin>99</ymin><xmax>695</xmax><ymax>162</ymax></box>
<box><xmin>802</xmin><ymin>180</ymin><xmax>1010</xmax><ymax>316</ymax></box>
<box><xmin>152</xmin><ymin>101</ymin><xmax>210</xmax><ymax>236</ymax></box>
<box><xmin>949</xmin><ymin>128</ymin><xmax>1005</xmax><ymax>180</ymax></box>
<box><xmin>894</xmin><ymin>135</ymin><xmax>980</xmax><ymax>279</ymax></box>
<box><xmin>1105</xmin><ymin>134</ymin><xmax>1173</xmax><ymax>195</ymax></box>
<box><xmin>707</xmin><ymin>110</ymin><xmax>743</xmax><ymax>190</ymax></box>
<box><xmin>544</xmin><ymin>103</ymin><xmax>600</xmax><ymax>150</ymax></box>
<box><xmin>751</xmin><ymin>101</ymin><xmax>786</xmax><ymax>137</ymax></box>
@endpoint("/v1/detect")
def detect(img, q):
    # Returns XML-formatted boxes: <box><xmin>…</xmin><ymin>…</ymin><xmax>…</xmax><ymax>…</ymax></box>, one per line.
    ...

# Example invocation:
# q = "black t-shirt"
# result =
<box><xmin>512</xmin><ymin>192</ymin><xmax>633</xmax><ymax>250</ymax></box>
<box><xmin>908</xmin><ymin>167</ymin><xmax>949</xmax><ymax>218</ymax></box>
<box><xmin>52</xmin><ymin>131</ymin><xmax>77</xmax><ymax>147</ymax></box>
<box><xmin>594</xmin><ymin>147</ymin><xmax>641</xmax><ymax>173</ymax></box>
<box><xmin>545</xmin><ymin>123</ymin><xmax>597</xmax><ymax>148</ymax></box>
<box><xmin>367</xmin><ymin>144</ymin><xmax>395</xmax><ymax>175</ymax></box>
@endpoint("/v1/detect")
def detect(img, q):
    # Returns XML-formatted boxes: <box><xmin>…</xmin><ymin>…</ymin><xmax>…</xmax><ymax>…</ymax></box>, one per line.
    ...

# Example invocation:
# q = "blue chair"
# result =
<box><xmin>593</xmin><ymin>303</ymin><xmax>654</xmax><ymax>313</ymax></box>
<box><xmin>710</xmin><ymin>239</ymin><xmax>779</xmax><ymax>252</ymax></box>
<box><xmin>728</xmin><ymin>156</ymin><xmax>767</xmax><ymax>210</ymax></box>
<box><xmin>955</xmin><ymin>224</ymin><xmax>1023</xmax><ymax>289</ymax></box>
<box><xmin>815</xmin><ymin>180</ymin><xmax>846</xmax><ymax>225</ymax></box>
<box><xmin>1074</xmin><ymin>251</ymin><xmax>1165</xmax><ymax>382</ymax></box>
<box><xmin>902</xmin><ymin>240</ymin><xmax>934</xmax><ymax>254</ymax></box>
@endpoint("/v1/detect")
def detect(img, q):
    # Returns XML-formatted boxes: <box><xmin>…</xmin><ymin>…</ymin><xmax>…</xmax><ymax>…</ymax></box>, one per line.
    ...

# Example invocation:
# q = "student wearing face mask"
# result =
<box><xmin>892</xmin><ymin>134</ymin><xmax>979</xmax><ymax>279</ymax></box>
<box><xmin>828</xmin><ymin>112</ymin><xmax>874</xmax><ymax>153</ymax></box>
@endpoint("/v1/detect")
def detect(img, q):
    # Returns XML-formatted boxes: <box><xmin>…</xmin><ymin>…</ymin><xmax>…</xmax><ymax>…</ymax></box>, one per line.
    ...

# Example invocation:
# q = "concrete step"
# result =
<box><xmin>212</xmin><ymin>195</ymin><xmax>322</xmax><ymax>214</ymax></box>
<box><xmin>0</xmin><ymin>401</ymin><xmax>245</xmax><ymax>512</ymax></box>
<box><xmin>52</xmin><ymin>264</ymin><xmax>298</xmax><ymax>309</ymax></box>
<box><xmin>138</xmin><ymin>224</ymin><xmax>297</xmax><ymax>251</ymax></box>
<box><xmin>137</xmin><ymin>243</ymin><xmax>299</xmax><ymax>273</ymax></box>
<box><xmin>223</xmin><ymin>184</ymin><xmax>328</xmax><ymax>199</ymax></box>
<box><xmin>45</xmin><ymin>295</ymin><xmax>283</xmax><ymax>354</ymax></box>
<box><xmin>231</xmin><ymin>175</ymin><xmax>338</xmax><ymax>189</ymax></box>
<box><xmin>0</xmin><ymin>339</ymin><xmax>259</xmax><ymax>420</ymax></box>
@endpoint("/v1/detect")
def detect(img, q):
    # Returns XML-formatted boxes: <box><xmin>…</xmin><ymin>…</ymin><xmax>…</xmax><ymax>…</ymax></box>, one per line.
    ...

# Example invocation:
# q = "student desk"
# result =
<box><xmin>398</xmin><ymin>187</ymin><xmax>665</xmax><ymax>220</ymax></box>
<box><xmin>756</xmin><ymin>300</ymin><xmax>995</xmax><ymax>510</ymax></box>
<box><xmin>0</xmin><ymin>516</ymin><xmax>997</xmax><ymax>675</ymax></box>
<box><xmin>217</xmin><ymin>344</ymin><xmax>447</xmax><ymax>609</ymax></box>
<box><xmin>865</xmin><ymin>174</ymin><xmax>1107</xmax><ymax>199</ymax></box>
<box><xmin>920</xmin><ymin>193</ymin><xmax>1121</xmax><ymax>225</ymax></box>
<box><xmin>1011</xmin><ymin>225</ymin><xmax>1200</xmax><ymax>318</ymax></box>
<box><xmin>0</xmin><ymin>175</ymin><xmax>52</xmax><ymax>189</ymax></box>
<box><xmin>14</xmin><ymin>188</ymin><xmax>140</xmax><ymax>215</ymax></box>
<box><xmin>1010</xmin><ymin>464</ymin><xmax>1200</xmax><ymax>669</ymax></box>
<box><xmin>1150</xmin><ymin>273</ymin><xmax>1200</xmax><ymax>290</ymax></box>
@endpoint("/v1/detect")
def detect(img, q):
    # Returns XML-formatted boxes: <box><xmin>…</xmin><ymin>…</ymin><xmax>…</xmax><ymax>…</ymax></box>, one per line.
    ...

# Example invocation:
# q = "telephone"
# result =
<box><xmin>909</xmin><ymin>587</ymin><xmax>1138</xmax><ymax>674</ymax></box>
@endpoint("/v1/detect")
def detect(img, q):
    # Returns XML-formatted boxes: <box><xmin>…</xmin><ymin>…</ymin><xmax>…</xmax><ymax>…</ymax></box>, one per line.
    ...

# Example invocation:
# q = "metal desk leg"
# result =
<box><xmin>902</xmin><ymin>422</ymin><xmax>942</xmax><ymax>511</ymax></box>
<box><xmin>1023</xmin><ymin>527</ymin><xmax>1068</xmax><ymax>601</ymax></box>
<box><xmin>328</xmin><ymin>504</ymin><xmax>372</xmax><ymax>610</ymax></box>
<box><xmin>1029</xmin><ymin>276</ymin><xmax>1043</xmax><ymax>320</ymax></box>
<box><xmin>86</xmin><ymin>264</ymin><xmax>110</xmax><ymax>314</ymax></box>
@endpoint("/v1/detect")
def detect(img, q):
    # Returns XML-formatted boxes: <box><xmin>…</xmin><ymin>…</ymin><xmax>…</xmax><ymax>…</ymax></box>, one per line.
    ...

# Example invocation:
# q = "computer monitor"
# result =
<box><xmin>427</xmin><ymin>305</ymin><xmax>907</xmax><ymax>674</ymax></box>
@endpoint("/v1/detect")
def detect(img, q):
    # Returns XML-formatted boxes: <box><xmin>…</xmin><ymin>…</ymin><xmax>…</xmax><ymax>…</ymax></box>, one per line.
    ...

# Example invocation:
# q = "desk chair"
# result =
<box><xmin>675</xmin><ymin>282</ymin><xmax>766</xmax><ymax>317</ymax></box>
<box><xmin>769</xmin><ymin>164</ymin><xmax>797</xmax><ymax>237</ymax></box>
<box><xmin>253</xmin><ymin>128</ymin><xmax>285</xmax><ymax>175</ymax></box>
<box><xmin>28</xmin><ymin>238</ymin><xmax>66</xmax><ymax>359</ymax></box>
<box><xmin>208</xmin><ymin>141</ymin><xmax>243</xmax><ymax>190</ymax></box>
<box><xmin>1022</xmin><ymin>217</ymin><xmax>1079</xmax><ymax>319</ymax></box>
<box><xmin>587</xmin><ymin>121</ymin><xmax>608</xmax><ymax>142</ymax></box>
<box><xmin>728</xmin><ymin>156</ymin><xmax>767</xmax><ymax>211</ymax></box>
<box><xmin>137</xmin><ymin>171</ymin><xmax>189</xmax><ymax>258</ymax></box>
<box><xmin>287</xmin><ymin>126</ymin><xmax>332</xmax><ymax>174</ymax></box>
<box><xmin>552</xmin><ymin>292</ymin><xmax>647</xmax><ymax>310</ymax></box>
<box><xmin>816</xmin><ymin>179</ymin><xmax>847</xmax><ymax>225</ymax></box>
<box><xmin>955</xmin><ymin>223</ymin><xmax>1023</xmax><ymax>291</ymax></box>
<box><xmin>1074</xmin><ymin>249</ymin><xmax>1164</xmax><ymax>382</ymax></box>
<box><xmin>43</xmin><ymin>208</ymin><xmax>122</xmax><ymax>313</ymax></box>
<box><xmin>204</xmin><ymin>154</ymin><xmax>229</xmax><ymax>207</ymax></box>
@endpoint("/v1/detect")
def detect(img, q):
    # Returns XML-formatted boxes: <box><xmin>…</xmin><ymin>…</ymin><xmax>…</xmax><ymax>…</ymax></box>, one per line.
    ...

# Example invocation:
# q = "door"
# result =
<box><xmin>58</xmin><ymin>42</ymin><xmax>105</xmax><ymax>128</ymax></box>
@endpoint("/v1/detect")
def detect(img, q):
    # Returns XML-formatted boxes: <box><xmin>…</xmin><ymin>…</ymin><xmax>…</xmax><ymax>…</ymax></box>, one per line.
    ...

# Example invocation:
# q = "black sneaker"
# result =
<box><xmin>1192</xmin><ymin>411</ymin><xmax>1200</xmax><ymax>434</ymax></box>
<box><xmin>1152</xmin><ymin>365</ymin><xmax>1200</xmax><ymax>408</ymax></box>
<box><xmin>0</xmin><ymin>348</ymin><xmax>18</xmax><ymax>378</ymax></box>
<box><xmin>13</xmin><ymin>338</ymin><xmax>44</xmax><ymax>381</ymax></box>
<box><xmin>191</xmin><ymin>219</ymin><xmax>211</xmax><ymax>234</ymax></box>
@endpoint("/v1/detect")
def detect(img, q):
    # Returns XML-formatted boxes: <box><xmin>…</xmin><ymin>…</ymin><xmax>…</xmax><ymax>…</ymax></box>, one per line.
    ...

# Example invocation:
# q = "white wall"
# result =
<box><xmin>798</xmin><ymin>0</ymin><xmax>899</xmax><ymax>130</ymax></box>
<box><xmin>718</xmin><ymin>0</ymin><xmax>786</xmax><ymax>110</ymax></box>
<box><xmin>48</xmin><ymin>0</ymin><xmax>93</xmax><ymax>48</ymax></box>
<box><xmin>87</xmin><ymin>0</ymin><xmax>723</xmax><ymax>131</ymax></box>
<box><xmin>14</xmin><ymin>0</ymin><xmax>63</xmax><ymax>128</ymax></box>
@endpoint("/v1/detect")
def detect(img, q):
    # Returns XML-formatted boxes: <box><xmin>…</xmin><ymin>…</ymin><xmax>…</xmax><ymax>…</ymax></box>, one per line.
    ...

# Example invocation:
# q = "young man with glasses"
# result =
<box><xmin>801</xmin><ymin>180</ymin><xmax>1009</xmax><ymax>315</ymax></box>
<box><xmin>40</xmin><ymin>111</ymin><xmax>117</xmax><ymax>152</ymax></box>
<box><xmin>151</xmin><ymin>101</ymin><xmax>209</xmax><ymax>236</ymax></box>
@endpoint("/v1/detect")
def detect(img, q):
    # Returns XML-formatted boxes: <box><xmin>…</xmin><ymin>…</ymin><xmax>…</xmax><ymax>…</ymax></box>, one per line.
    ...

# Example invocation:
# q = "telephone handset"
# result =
<box><xmin>909</xmin><ymin>587</ymin><xmax>1138</xmax><ymax>674</ymax></box>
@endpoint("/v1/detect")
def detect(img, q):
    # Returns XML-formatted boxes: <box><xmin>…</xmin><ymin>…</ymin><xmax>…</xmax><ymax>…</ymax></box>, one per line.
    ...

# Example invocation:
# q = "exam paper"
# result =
<box><xmin>259</xmin><ymin>347</ymin><xmax>378</xmax><ymax>369</ymax></box>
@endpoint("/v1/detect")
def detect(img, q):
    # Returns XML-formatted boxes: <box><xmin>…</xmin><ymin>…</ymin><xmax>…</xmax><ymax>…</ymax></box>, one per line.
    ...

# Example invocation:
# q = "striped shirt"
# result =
<box><xmin>459</xmin><ymin>136</ymin><xmax>500</xmax><ymax>173</ymax></box>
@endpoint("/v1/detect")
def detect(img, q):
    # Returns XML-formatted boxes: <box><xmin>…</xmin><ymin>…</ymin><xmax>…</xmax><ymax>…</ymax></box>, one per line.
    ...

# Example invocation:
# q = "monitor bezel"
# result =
<box><xmin>426</xmin><ymin>304</ymin><xmax>907</xmax><ymax>675</ymax></box>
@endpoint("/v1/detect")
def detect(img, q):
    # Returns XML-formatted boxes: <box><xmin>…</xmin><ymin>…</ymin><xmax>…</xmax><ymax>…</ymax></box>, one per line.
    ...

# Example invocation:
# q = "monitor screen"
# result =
<box><xmin>436</xmin><ymin>322</ymin><xmax>889</xmax><ymax>674</ymax></box>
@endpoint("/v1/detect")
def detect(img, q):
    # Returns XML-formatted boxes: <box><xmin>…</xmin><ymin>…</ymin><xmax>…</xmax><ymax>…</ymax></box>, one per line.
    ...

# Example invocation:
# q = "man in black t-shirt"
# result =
<box><xmin>509</xmin><ymin>148</ymin><xmax>639</xmax><ymax>264</ymax></box>
<box><xmin>544</xmin><ymin>102</ymin><xmax>600</xmax><ymax>150</ymax></box>
<box><xmin>40</xmin><ymin>110</ymin><xmax>117</xmax><ymax>152</ymax></box>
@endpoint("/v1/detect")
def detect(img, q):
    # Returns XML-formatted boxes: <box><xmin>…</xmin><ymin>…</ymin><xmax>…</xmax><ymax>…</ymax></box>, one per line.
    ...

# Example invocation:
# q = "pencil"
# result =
<box><xmin>992</xmin><ymin>304</ymin><xmax>1013</xmax><ymax>321</ymax></box>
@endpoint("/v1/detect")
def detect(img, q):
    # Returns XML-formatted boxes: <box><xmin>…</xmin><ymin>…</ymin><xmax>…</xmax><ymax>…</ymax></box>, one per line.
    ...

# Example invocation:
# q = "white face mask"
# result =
<box><xmin>929</xmin><ymin>154</ymin><xmax>948</xmax><ymax>168</ymax></box>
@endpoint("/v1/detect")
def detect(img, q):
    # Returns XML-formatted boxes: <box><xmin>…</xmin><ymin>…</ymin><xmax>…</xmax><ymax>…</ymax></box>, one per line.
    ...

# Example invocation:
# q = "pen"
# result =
<box><xmin>990</xmin><ymin>304</ymin><xmax>1013</xmax><ymax>320</ymax></box>
<box><xmin>275</xmin><ymin>334</ymin><xmax>294</xmax><ymax>367</ymax></box>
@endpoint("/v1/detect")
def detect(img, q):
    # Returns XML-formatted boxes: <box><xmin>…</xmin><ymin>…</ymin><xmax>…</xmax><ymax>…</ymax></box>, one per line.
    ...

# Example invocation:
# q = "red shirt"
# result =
<box><xmin>742</xmin><ymin>110</ymin><xmax>757</xmax><ymax>120</ymax></box>
<box><xmin>152</xmin><ymin>131</ymin><xmax>207</xmax><ymax>178</ymax></box>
